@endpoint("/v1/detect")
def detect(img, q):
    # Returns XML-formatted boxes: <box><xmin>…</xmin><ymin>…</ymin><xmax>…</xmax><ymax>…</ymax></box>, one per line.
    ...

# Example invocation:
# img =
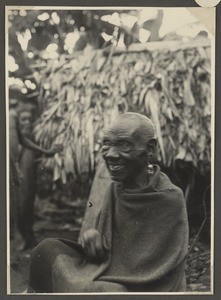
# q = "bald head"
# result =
<box><xmin>107</xmin><ymin>112</ymin><xmax>156</xmax><ymax>144</ymax></box>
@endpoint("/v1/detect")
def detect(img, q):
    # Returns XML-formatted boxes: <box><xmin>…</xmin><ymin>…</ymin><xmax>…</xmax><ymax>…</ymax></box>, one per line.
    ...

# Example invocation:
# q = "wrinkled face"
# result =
<box><xmin>18</xmin><ymin>111</ymin><xmax>33</xmax><ymax>135</ymax></box>
<box><xmin>101</xmin><ymin>119</ymin><xmax>149</xmax><ymax>184</ymax></box>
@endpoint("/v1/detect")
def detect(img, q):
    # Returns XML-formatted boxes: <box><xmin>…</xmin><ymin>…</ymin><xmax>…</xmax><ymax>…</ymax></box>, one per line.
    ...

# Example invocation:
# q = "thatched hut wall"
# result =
<box><xmin>33</xmin><ymin>38</ymin><xmax>211</xmax><ymax>184</ymax></box>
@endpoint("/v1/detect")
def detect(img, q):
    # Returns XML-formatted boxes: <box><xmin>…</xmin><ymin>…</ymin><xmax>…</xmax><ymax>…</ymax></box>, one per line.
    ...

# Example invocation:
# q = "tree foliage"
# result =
<box><xmin>8</xmin><ymin>9</ymin><xmax>164</xmax><ymax>79</ymax></box>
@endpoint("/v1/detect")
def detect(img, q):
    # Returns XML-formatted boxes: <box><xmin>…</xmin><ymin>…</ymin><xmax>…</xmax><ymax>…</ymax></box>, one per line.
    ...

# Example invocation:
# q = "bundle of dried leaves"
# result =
<box><xmin>33</xmin><ymin>41</ymin><xmax>211</xmax><ymax>183</ymax></box>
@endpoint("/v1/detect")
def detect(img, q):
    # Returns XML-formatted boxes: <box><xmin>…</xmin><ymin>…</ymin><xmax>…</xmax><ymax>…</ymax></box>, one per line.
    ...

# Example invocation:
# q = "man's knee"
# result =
<box><xmin>31</xmin><ymin>238</ymin><xmax>61</xmax><ymax>263</ymax></box>
<box><xmin>29</xmin><ymin>238</ymin><xmax>61</xmax><ymax>293</ymax></box>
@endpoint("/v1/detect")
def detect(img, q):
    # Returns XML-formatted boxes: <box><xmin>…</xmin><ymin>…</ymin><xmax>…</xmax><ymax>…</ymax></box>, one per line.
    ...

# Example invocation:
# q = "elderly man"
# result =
<box><xmin>29</xmin><ymin>112</ymin><xmax>189</xmax><ymax>293</ymax></box>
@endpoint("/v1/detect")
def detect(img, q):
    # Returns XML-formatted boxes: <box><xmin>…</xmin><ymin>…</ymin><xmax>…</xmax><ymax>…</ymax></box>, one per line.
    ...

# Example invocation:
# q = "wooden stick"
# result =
<box><xmin>114</xmin><ymin>38</ymin><xmax>211</xmax><ymax>54</ymax></box>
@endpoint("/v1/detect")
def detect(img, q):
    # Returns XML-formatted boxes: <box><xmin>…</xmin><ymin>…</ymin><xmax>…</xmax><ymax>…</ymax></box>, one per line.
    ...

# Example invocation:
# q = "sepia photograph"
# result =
<box><xmin>6</xmin><ymin>6</ymin><xmax>214</xmax><ymax>295</ymax></box>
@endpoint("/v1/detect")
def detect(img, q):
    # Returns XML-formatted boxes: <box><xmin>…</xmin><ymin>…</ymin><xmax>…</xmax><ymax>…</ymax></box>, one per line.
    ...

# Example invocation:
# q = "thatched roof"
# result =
<box><xmin>34</xmin><ymin>38</ymin><xmax>211</xmax><ymax>182</ymax></box>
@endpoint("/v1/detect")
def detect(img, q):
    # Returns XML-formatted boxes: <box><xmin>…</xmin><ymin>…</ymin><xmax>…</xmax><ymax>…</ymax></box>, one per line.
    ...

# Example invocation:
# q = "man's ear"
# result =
<box><xmin>146</xmin><ymin>138</ymin><xmax>157</xmax><ymax>155</ymax></box>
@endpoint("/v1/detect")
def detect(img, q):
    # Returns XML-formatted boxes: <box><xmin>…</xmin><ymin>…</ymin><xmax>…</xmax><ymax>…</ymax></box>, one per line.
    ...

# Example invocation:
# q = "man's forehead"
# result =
<box><xmin>105</xmin><ymin>123</ymin><xmax>136</xmax><ymax>136</ymax></box>
<box><xmin>103</xmin><ymin>114</ymin><xmax>155</xmax><ymax>142</ymax></box>
<box><xmin>104</xmin><ymin>119</ymin><xmax>147</xmax><ymax>140</ymax></box>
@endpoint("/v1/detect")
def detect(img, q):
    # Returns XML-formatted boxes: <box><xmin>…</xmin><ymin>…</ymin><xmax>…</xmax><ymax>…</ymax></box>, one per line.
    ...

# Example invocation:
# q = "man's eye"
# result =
<box><xmin>103</xmin><ymin>141</ymin><xmax>111</xmax><ymax>147</ymax></box>
<box><xmin>119</xmin><ymin>142</ymin><xmax>130</xmax><ymax>149</ymax></box>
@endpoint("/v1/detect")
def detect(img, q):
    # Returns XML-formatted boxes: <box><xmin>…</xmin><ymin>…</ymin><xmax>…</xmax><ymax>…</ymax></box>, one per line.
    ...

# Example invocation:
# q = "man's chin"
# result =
<box><xmin>110</xmin><ymin>176</ymin><xmax>124</xmax><ymax>182</ymax></box>
<box><xmin>108</xmin><ymin>172</ymin><xmax>127</xmax><ymax>183</ymax></box>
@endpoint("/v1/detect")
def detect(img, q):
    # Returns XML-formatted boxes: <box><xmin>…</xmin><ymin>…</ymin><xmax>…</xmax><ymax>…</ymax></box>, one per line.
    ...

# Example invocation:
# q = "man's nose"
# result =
<box><xmin>106</xmin><ymin>147</ymin><xmax>120</xmax><ymax>159</ymax></box>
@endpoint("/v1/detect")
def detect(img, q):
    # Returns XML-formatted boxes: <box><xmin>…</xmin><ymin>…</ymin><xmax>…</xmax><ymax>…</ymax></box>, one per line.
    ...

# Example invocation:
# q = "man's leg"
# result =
<box><xmin>18</xmin><ymin>150</ymin><xmax>37</xmax><ymax>250</ymax></box>
<box><xmin>29</xmin><ymin>238</ymin><xmax>83</xmax><ymax>293</ymax></box>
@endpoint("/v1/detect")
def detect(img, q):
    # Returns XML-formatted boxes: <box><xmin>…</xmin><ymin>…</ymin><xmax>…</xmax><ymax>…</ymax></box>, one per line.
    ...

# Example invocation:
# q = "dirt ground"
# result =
<box><xmin>9</xmin><ymin>196</ymin><xmax>211</xmax><ymax>294</ymax></box>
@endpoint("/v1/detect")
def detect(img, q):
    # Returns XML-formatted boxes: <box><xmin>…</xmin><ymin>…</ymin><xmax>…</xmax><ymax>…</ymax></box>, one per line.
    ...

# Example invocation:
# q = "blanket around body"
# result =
<box><xmin>29</xmin><ymin>165</ymin><xmax>189</xmax><ymax>293</ymax></box>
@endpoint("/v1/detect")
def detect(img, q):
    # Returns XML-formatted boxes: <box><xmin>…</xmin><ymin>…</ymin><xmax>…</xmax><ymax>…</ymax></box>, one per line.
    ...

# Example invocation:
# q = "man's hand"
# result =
<box><xmin>81</xmin><ymin>229</ymin><xmax>108</xmax><ymax>262</ymax></box>
<box><xmin>46</xmin><ymin>144</ymin><xmax>63</xmax><ymax>156</ymax></box>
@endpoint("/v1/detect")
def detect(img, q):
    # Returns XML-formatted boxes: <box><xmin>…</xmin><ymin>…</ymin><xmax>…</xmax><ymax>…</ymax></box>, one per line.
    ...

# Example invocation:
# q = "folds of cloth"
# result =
<box><xmin>29</xmin><ymin>165</ymin><xmax>189</xmax><ymax>293</ymax></box>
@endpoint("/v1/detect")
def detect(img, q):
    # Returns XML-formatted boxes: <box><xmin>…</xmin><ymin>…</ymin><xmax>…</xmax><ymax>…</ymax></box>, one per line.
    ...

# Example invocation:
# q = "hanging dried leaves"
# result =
<box><xmin>33</xmin><ymin>41</ymin><xmax>211</xmax><ymax>183</ymax></box>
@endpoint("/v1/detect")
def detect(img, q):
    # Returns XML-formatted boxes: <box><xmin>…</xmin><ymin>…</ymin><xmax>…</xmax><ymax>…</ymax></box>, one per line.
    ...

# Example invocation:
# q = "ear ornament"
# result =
<box><xmin>147</xmin><ymin>164</ymin><xmax>154</xmax><ymax>175</ymax></box>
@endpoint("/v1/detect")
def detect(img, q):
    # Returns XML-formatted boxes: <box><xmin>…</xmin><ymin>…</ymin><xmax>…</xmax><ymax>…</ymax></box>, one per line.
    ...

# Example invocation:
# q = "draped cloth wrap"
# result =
<box><xmin>29</xmin><ymin>165</ymin><xmax>189</xmax><ymax>293</ymax></box>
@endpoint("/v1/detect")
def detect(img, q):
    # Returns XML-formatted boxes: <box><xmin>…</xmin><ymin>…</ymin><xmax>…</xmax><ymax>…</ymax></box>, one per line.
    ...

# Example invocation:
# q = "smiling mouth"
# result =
<box><xmin>108</xmin><ymin>164</ymin><xmax>125</xmax><ymax>171</ymax></box>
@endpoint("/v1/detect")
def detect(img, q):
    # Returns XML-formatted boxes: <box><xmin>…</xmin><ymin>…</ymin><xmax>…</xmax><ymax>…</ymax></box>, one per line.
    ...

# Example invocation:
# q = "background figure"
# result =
<box><xmin>17</xmin><ymin>108</ymin><xmax>37</xmax><ymax>250</ymax></box>
<box><xmin>9</xmin><ymin>98</ymin><xmax>22</xmax><ymax>240</ymax></box>
<box><xmin>18</xmin><ymin>147</ymin><xmax>37</xmax><ymax>250</ymax></box>
<box><xmin>9</xmin><ymin>100</ymin><xmax>63</xmax><ymax>251</ymax></box>
<box><xmin>9</xmin><ymin>155</ymin><xmax>20</xmax><ymax>240</ymax></box>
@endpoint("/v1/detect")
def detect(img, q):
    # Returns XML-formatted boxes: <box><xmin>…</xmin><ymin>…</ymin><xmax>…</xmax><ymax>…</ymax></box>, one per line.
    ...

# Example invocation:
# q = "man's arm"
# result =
<box><xmin>17</xmin><ymin>125</ymin><xmax>62</xmax><ymax>156</ymax></box>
